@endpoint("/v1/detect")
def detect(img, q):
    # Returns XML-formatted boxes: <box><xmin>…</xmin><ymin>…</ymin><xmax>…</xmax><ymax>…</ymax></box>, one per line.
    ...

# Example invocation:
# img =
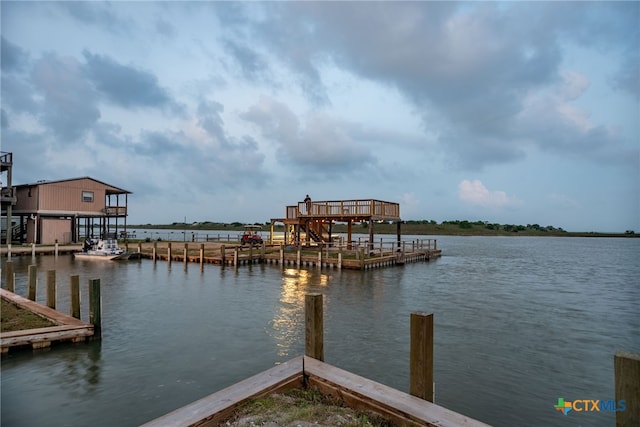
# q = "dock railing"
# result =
<box><xmin>290</xmin><ymin>199</ymin><xmax>400</xmax><ymax>220</ymax></box>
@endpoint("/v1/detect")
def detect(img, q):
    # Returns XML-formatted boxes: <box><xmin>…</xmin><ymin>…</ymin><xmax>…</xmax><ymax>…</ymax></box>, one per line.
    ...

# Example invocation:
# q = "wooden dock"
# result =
<box><xmin>135</xmin><ymin>241</ymin><xmax>441</xmax><ymax>270</ymax></box>
<box><xmin>1</xmin><ymin>288</ymin><xmax>94</xmax><ymax>354</ymax></box>
<box><xmin>1</xmin><ymin>240</ymin><xmax>442</xmax><ymax>270</ymax></box>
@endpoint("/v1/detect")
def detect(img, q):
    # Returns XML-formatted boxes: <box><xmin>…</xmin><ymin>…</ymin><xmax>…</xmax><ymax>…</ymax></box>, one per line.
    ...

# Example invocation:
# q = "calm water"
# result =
<box><xmin>1</xmin><ymin>236</ymin><xmax>638</xmax><ymax>426</ymax></box>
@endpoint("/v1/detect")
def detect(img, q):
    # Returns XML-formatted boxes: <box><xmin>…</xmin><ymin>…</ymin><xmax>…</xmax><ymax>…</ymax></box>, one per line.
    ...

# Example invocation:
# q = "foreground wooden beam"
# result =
<box><xmin>140</xmin><ymin>356</ymin><xmax>304</xmax><ymax>427</ymax></box>
<box><xmin>304</xmin><ymin>356</ymin><xmax>490</xmax><ymax>427</ymax></box>
<box><xmin>142</xmin><ymin>355</ymin><xmax>489</xmax><ymax>427</ymax></box>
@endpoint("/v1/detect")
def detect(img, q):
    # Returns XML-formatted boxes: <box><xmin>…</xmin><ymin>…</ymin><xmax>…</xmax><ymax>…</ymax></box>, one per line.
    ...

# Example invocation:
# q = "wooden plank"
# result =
<box><xmin>1</xmin><ymin>326</ymin><xmax>94</xmax><ymax>347</ymax></box>
<box><xmin>141</xmin><ymin>356</ymin><xmax>304</xmax><ymax>427</ymax></box>
<box><xmin>615</xmin><ymin>350</ymin><xmax>640</xmax><ymax>427</ymax></box>
<box><xmin>0</xmin><ymin>288</ymin><xmax>90</xmax><ymax>327</ymax></box>
<box><xmin>303</xmin><ymin>356</ymin><xmax>490</xmax><ymax>427</ymax></box>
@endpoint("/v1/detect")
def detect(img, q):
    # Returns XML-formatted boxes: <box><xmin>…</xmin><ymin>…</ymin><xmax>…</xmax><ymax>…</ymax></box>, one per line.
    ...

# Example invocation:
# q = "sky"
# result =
<box><xmin>1</xmin><ymin>1</ymin><xmax>638</xmax><ymax>232</ymax></box>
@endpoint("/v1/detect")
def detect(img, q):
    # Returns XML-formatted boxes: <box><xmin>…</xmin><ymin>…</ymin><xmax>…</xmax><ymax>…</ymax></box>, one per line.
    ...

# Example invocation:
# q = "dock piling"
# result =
<box><xmin>27</xmin><ymin>264</ymin><xmax>37</xmax><ymax>301</ymax></box>
<box><xmin>615</xmin><ymin>350</ymin><xmax>640</xmax><ymax>427</ymax></box>
<box><xmin>5</xmin><ymin>260</ymin><xmax>14</xmax><ymax>292</ymax></box>
<box><xmin>200</xmin><ymin>243</ymin><xmax>204</xmax><ymax>269</ymax></box>
<box><xmin>70</xmin><ymin>274</ymin><xmax>80</xmax><ymax>319</ymax></box>
<box><xmin>410</xmin><ymin>311</ymin><xmax>434</xmax><ymax>403</ymax></box>
<box><xmin>305</xmin><ymin>293</ymin><xmax>324</xmax><ymax>361</ymax></box>
<box><xmin>46</xmin><ymin>270</ymin><xmax>56</xmax><ymax>309</ymax></box>
<box><xmin>89</xmin><ymin>278</ymin><xmax>101</xmax><ymax>337</ymax></box>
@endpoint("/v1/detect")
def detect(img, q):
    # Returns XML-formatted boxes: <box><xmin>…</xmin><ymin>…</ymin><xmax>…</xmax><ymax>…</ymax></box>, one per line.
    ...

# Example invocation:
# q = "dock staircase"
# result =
<box><xmin>301</xmin><ymin>220</ymin><xmax>331</xmax><ymax>243</ymax></box>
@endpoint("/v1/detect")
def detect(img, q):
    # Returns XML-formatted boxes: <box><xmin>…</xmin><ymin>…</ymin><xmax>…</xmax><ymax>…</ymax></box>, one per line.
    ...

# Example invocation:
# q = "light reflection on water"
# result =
<box><xmin>1</xmin><ymin>236</ymin><xmax>639</xmax><ymax>427</ymax></box>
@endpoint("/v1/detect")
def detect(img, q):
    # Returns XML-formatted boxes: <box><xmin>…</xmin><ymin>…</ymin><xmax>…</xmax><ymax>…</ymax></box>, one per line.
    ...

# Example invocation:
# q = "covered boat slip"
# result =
<box><xmin>270</xmin><ymin>199</ymin><xmax>402</xmax><ymax>249</ymax></box>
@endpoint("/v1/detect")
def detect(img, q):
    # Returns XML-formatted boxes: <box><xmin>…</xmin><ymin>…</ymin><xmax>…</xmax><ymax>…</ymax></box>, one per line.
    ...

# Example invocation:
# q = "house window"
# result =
<box><xmin>82</xmin><ymin>191</ymin><xmax>94</xmax><ymax>203</ymax></box>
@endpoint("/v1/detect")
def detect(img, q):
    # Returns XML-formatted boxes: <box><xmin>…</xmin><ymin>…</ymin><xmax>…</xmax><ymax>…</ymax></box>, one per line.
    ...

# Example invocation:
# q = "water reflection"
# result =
<box><xmin>59</xmin><ymin>341</ymin><xmax>103</xmax><ymax>397</ymax></box>
<box><xmin>270</xmin><ymin>268</ymin><xmax>330</xmax><ymax>357</ymax></box>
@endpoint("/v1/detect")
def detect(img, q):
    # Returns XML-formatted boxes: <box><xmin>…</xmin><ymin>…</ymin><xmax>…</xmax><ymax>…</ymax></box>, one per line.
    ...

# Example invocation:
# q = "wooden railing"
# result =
<box><xmin>288</xmin><ymin>199</ymin><xmax>400</xmax><ymax>220</ymax></box>
<box><xmin>103</xmin><ymin>206</ymin><xmax>127</xmax><ymax>216</ymax></box>
<box><xmin>0</xmin><ymin>151</ymin><xmax>12</xmax><ymax>167</ymax></box>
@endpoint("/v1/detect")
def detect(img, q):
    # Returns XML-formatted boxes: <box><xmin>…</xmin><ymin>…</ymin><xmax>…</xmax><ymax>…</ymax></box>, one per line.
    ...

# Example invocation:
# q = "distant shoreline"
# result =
<box><xmin>128</xmin><ymin>222</ymin><xmax>638</xmax><ymax>238</ymax></box>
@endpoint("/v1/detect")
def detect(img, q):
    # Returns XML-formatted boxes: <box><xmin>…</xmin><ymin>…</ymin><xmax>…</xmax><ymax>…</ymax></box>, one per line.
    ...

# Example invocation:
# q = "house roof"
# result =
<box><xmin>13</xmin><ymin>176</ymin><xmax>132</xmax><ymax>194</ymax></box>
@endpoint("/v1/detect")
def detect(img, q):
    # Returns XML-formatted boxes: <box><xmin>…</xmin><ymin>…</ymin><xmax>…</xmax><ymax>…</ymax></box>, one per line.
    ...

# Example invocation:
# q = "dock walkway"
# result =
<box><xmin>2</xmin><ymin>241</ymin><xmax>441</xmax><ymax>270</ymax></box>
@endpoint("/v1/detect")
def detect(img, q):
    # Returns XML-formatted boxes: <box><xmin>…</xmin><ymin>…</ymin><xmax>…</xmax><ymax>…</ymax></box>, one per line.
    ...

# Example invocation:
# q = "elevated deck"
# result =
<box><xmin>287</xmin><ymin>199</ymin><xmax>400</xmax><ymax>222</ymax></box>
<box><xmin>271</xmin><ymin>199</ymin><xmax>402</xmax><ymax>247</ymax></box>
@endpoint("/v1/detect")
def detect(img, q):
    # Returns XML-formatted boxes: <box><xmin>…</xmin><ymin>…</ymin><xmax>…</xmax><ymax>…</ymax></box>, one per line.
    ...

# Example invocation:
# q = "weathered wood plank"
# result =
<box><xmin>1</xmin><ymin>327</ymin><xmax>94</xmax><ymax>347</ymax></box>
<box><xmin>303</xmin><ymin>356</ymin><xmax>490</xmax><ymax>427</ymax></box>
<box><xmin>615</xmin><ymin>350</ymin><xmax>640</xmax><ymax>427</ymax></box>
<box><xmin>0</xmin><ymin>288</ymin><xmax>90</xmax><ymax>327</ymax></box>
<box><xmin>141</xmin><ymin>356</ymin><xmax>304</xmax><ymax>427</ymax></box>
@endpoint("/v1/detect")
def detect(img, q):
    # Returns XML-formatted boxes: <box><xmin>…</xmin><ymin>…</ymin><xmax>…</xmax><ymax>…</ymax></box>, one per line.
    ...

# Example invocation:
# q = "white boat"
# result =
<box><xmin>74</xmin><ymin>238</ymin><xmax>135</xmax><ymax>260</ymax></box>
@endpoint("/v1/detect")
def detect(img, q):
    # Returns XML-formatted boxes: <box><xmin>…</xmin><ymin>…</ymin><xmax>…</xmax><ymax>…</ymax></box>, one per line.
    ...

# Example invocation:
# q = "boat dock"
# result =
<box><xmin>131</xmin><ymin>239</ymin><xmax>440</xmax><ymax>270</ymax></box>
<box><xmin>1</xmin><ymin>239</ymin><xmax>441</xmax><ymax>270</ymax></box>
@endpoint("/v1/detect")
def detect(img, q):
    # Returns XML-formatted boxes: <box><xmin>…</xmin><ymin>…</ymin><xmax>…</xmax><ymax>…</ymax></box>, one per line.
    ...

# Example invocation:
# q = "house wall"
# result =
<box><xmin>41</xmin><ymin>218</ymin><xmax>72</xmax><ymax>244</ymax></box>
<box><xmin>38</xmin><ymin>178</ymin><xmax>107</xmax><ymax>214</ymax></box>
<box><xmin>14</xmin><ymin>185</ymin><xmax>39</xmax><ymax>211</ymax></box>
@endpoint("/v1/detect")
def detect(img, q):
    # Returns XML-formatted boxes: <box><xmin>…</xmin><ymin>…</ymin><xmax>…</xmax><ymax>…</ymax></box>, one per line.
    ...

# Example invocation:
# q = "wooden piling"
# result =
<box><xmin>55</xmin><ymin>242</ymin><xmax>59</xmax><ymax>257</ymax></box>
<box><xmin>31</xmin><ymin>243</ymin><xmax>36</xmax><ymax>258</ymax></box>
<box><xmin>167</xmin><ymin>242</ymin><xmax>172</xmax><ymax>264</ymax></box>
<box><xmin>27</xmin><ymin>264</ymin><xmax>37</xmax><ymax>301</ymax></box>
<box><xmin>317</xmin><ymin>252</ymin><xmax>322</xmax><ymax>269</ymax></box>
<box><xmin>153</xmin><ymin>241</ymin><xmax>157</xmax><ymax>263</ymax></box>
<box><xmin>615</xmin><ymin>350</ymin><xmax>640</xmax><ymax>427</ymax></box>
<box><xmin>4</xmin><ymin>260</ymin><xmax>14</xmax><ymax>292</ymax></box>
<box><xmin>220</xmin><ymin>245</ymin><xmax>226</xmax><ymax>266</ymax></box>
<box><xmin>89</xmin><ymin>278</ymin><xmax>101</xmax><ymax>337</ymax></box>
<box><xmin>184</xmin><ymin>243</ymin><xmax>188</xmax><ymax>266</ymax></box>
<box><xmin>234</xmin><ymin>247</ymin><xmax>239</xmax><ymax>268</ymax></box>
<box><xmin>279</xmin><ymin>243</ymin><xmax>284</xmax><ymax>266</ymax></box>
<box><xmin>305</xmin><ymin>293</ymin><xmax>324</xmax><ymax>361</ymax></box>
<box><xmin>138</xmin><ymin>242</ymin><xmax>142</xmax><ymax>253</ymax></box>
<box><xmin>200</xmin><ymin>243</ymin><xmax>204</xmax><ymax>269</ymax></box>
<box><xmin>46</xmin><ymin>270</ymin><xmax>56</xmax><ymax>309</ymax></box>
<box><xmin>70</xmin><ymin>274</ymin><xmax>80</xmax><ymax>319</ymax></box>
<box><xmin>410</xmin><ymin>311</ymin><xmax>434</xmax><ymax>402</ymax></box>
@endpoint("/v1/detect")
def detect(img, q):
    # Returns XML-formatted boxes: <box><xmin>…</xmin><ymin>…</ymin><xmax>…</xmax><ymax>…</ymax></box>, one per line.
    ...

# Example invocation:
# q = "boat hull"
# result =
<box><xmin>74</xmin><ymin>252</ymin><xmax>139</xmax><ymax>261</ymax></box>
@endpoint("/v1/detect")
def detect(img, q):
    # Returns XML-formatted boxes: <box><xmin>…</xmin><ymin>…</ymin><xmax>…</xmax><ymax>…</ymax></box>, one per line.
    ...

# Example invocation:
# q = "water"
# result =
<box><xmin>1</xmin><ymin>236</ymin><xmax>638</xmax><ymax>426</ymax></box>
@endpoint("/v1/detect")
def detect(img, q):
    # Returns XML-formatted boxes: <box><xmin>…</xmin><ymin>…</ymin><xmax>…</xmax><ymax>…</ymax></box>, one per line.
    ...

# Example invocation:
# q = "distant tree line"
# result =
<box><xmin>404</xmin><ymin>219</ymin><xmax>566</xmax><ymax>233</ymax></box>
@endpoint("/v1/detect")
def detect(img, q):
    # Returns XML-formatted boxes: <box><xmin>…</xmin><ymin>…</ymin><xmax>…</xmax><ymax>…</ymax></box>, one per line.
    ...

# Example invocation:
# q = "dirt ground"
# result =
<box><xmin>221</xmin><ymin>390</ymin><xmax>393</xmax><ymax>427</ymax></box>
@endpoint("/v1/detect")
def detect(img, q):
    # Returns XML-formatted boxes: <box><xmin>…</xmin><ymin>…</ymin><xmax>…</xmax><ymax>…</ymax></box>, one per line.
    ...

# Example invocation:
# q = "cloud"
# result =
<box><xmin>241</xmin><ymin>96</ymin><xmax>376</xmax><ymax>175</ymax></box>
<box><xmin>1</xmin><ymin>37</ymin><xmax>30</xmax><ymax>73</ymax></box>
<box><xmin>223</xmin><ymin>2</ymin><xmax>636</xmax><ymax>171</ymax></box>
<box><xmin>58</xmin><ymin>1</ymin><xmax>132</xmax><ymax>35</ymax></box>
<box><xmin>82</xmin><ymin>50</ymin><xmax>181</xmax><ymax>112</ymax></box>
<box><xmin>31</xmin><ymin>53</ymin><xmax>101</xmax><ymax>141</ymax></box>
<box><xmin>458</xmin><ymin>179</ymin><xmax>521</xmax><ymax>207</ymax></box>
